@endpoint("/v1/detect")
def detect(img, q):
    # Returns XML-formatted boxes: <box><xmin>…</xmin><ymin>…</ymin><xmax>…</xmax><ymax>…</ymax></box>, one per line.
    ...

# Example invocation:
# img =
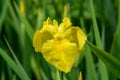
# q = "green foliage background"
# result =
<box><xmin>0</xmin><ymin>0</ymin><xmax>120</xmax><ymax>80</ymax></box>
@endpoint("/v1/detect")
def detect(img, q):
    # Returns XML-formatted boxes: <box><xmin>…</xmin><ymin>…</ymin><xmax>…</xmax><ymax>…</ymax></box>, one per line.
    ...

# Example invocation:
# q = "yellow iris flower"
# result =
<box><xmin>33</xmin><ymin>17</ymin><xmax>87</xmax><ymax>73</ymax></box>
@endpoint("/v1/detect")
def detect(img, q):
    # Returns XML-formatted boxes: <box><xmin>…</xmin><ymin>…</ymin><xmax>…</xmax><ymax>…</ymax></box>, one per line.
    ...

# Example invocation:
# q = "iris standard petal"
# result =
<box><xmin>43</xmin><ymin>17</ymin><xmax>52</xmax><ymax>25</ymax></box>
<box><xmin>59</xmin><ymin>17</ymin><xmax>72</xmax><ymax>33</ymax></box>
<box><xmin>42</xmin><ymin>25</ymin><xmax>58</xmax><ymax>35</ymax></box>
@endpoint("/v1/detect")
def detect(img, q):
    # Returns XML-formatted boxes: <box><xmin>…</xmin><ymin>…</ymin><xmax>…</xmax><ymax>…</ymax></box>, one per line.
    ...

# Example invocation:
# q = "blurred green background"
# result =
<box><xmin>0</xmin><ymin>0</ymin><xmax>120</xmax><ymax>80</ymax></box>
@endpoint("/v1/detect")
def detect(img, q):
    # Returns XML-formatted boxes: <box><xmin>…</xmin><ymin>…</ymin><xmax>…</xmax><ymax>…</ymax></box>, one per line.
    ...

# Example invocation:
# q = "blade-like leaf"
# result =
<box><xmin>86</xmin><ymin>41</ymin><xmax>120</xmax><ymax>78</ymax></box>
<box><xmin>4</xmin><ymin>36</ymin><xmax>30</xmax><ymax>80</ymax></box>
<box><xmin>110</xmin><ymin>0</ymin><xmax>120</xmax><ymax>61</ymax></box>
<box><xmin>1</xmin><ymin>71</ymin><xmax>5</xmax><ymax>80</ymax></box>
<box><xmin>0</xmin><ymin>0</ymin><xmax>9</xmax><ymax>33</ymax></box>
<box><xmin>109</xmin><ymin>0</ymin><xmax>120</xmax><ymax>79</ymax></box>
<box><xmin>85</xmin><ymin>44</ymin><xmax>97</xmax><ymax>80</ymax></box>
<box><xmin>14</xmin><ymin>2</ymin><xmax>34</xmax><ymax>40</ymax></box>
<box><xmin>74</xmin><ymin>51</ymin><xmax>85</xmax><ymax>68</ymax></box>
<box><xmin>8</xmin><ymin>3</ymin><xmax>20</xmax><ymax>35</ymax></box>
<box><xmin>0</xmin><ymin>48</ymin><xmax>23</xmax><ymax>79</ymax></box>
<box><xmin>90</xmin><ymin>0</ymin><xmax>108</xmax><ymax>79</ymax></box>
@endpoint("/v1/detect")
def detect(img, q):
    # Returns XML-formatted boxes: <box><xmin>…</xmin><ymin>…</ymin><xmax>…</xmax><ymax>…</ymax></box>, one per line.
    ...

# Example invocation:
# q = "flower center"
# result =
<box><xmin>54</xmin><ymin>32</ymin><xmax>64</xmax><ymax>41</ymax></box>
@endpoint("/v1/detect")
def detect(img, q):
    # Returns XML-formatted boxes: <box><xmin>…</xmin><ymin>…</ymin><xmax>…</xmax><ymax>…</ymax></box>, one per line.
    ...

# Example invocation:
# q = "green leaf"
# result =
<box><xmin>86</xmin><ymin>41</ymin><xmax>120</xmax><ymax>78</ymax></box>
<box><xmin>1</xmin><ymin>70</ymin><xmax>5</xmax><ymax>80</ymax></box>
<box><xmin>85</xmin><ymin>44</ymin><xmax>97</xmax><ymax>80</ymax></box>
<box><xmin>4</xmin><ymin>36</ymin><xmax>30</xmax><ymax>80</ymax></box>
<box><xmin>0</xmin><ymin>48</ymin><xmax>23</xmax><ymax>79</ymax></box>
<box><xmin>74</xmin><ymin>50</ymin><xmax>85</xmax><ymax>68</ymax></box>
<box><xmin>31</xmin><ymin>56</ymin><xmax>41</xmax><ymax>80</ymax></box>
<box><xmin>110</xmin><ymin>0</ymin><xmax>120</xmax><ymax>61</ymax></box>
<box><xmin>8</xmin><ymin>3</ymin><xmax>20</xmax><ymax>35</ymax></box>
<box><xmin>90</xmin><ymin>0</ymin><xmax>102</xmax><ymax>47</ymax></box>
<box><xmin>14</xmin><ymin>2</ymin><xmax>34</xmax><ymax>40</ymax></box>
<box><xmin>0</xmin><ymin>0</ymin><xmax>9</xmax><ymax>33</ymax></box>
<box><xmin>109</xmin><ymin>0</ymin><xmax>120</xmax><ymax>79</ymax></box>
<box><xmin>90</xmin><ymin>0</ymin><xmax>108</xmax><ymax>79</ymax></box>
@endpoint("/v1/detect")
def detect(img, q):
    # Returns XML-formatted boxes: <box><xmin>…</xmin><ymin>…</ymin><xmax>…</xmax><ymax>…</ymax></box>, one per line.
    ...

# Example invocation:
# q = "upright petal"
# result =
<box><xmin>59</xmin><ymin>17</ymin><xmax>72</xmax><ymax>33</ymax></box>
<box><xmin>42</xmin><ymin>18</ymin><xmax>58</xmax><ymax>35</ymax></box>
<box><xmin>42</xmin><ymin>25</ymin><xmax>58</xmax><ymax>35</ymax></box>
<box><xmin>53</xmin><ymin>19</ymin><xmax>58</xmax><ymax>28</ymax></box>
<box><xmin>43</xmin><ymin>17</ymin><xmax>52</xmax><ymax>25</ymax></box>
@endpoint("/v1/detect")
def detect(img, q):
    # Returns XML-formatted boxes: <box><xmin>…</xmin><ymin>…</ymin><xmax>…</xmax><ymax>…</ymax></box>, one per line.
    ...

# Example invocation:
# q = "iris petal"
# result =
<box><xmin>59</xmin><ymin>17</ymin><xmax>72</xmax><ymax>33</ymax></box>
<box><xmin>41</xmin><ymin>39</ymin><xmax>79</xmax><ymax>73</ymax></box>
<box><xmin>76</xmin><ymin>27</ymin><xmax>87</xmax><ymax>50</ymax></box>
<box><xmin>64</xmin><ymin>27</ymin><xmax>87</xmax><ymax>51</ymax></box>
<box><xmin>33</xmin><ymin>30</ymin><xmax>53</xmax><ymax>52</ymax></box>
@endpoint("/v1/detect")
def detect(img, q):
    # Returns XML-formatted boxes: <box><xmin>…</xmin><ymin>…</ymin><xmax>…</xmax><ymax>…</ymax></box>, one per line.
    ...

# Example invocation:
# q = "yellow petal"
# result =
<box><xmin>53</xmin><ymin>19</ymin><xmax>58</xmax><ymax>28</ymax></box>
<box><xmin>33</xmin><ymin>18</ymin><xmax>58</xmax><ymax>52</ymax></box>
<box><xmin>43</xmin><ymin>18</ymin><xmax>59</xmax><ymax>28</ymax></box>
<box><xmin>42</xmin><ymin>25</ymin><xmax>58</xmax><ymax>35</ymax></box>
<box><xmin>41</xmin><ymin>39</ymin><xmax>79</xmax><ymax>73</ymax></box>
<box><xmin>43</xmin><ymin>17</ymin><xmax>52</xmax><ymax>25</ymax></box>
<box><xmin>33</xmin><ymin>30</ymin><xmax>53</xmax><ymax>52</ymax></box>
<box><xmin>64</xmin><ymin>27</ymin><xmax>87</xmax><ymax>51</ymax></box>
<box><xmin>43</xmin><ymin>18</ymin><xmax>58</xmax><ymax>35</ymax></box>
<box><xmin>76</xmin><ymin>27</ymin><xmax>87</xmax><ymax>50</ymax></box>
<box><xmin>59</xmin><ymin>17</ymin><xmax>72</xmax><ymax>33</ymax></box>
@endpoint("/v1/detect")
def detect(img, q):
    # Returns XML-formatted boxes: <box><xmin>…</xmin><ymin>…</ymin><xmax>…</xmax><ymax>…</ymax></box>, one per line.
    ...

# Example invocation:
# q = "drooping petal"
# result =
<box><xmin>33</xmin><ymin>18</ymin><xmax>59</xmax><ymax>52</ymax></box>
<box><xmin>41</xmin><ymin>39</ymin><xmax>79</xmax><ymax>73</ymax></box>
<box><xmin>76</xmin><ymin>27</ymin><xmax>87</xmax><ymax>50</ymax></box>
<box><xmin>64</xmin><ymin>26</ymin><xmax>87</xmax><ymax>51</ymax></box>
<box><xmin>33</xmin><ymin>30</ymin><xmax>53</xmax><ymax>52</ymax></box>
